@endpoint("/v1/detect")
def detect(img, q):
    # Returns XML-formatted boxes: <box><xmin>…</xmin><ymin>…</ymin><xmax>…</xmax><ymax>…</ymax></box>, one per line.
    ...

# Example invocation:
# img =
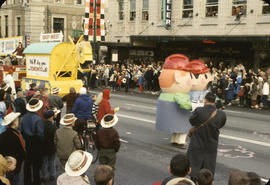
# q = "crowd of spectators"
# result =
<box><xmin>83</xmin><ymin>61</ymin><xmax>270</xmax><ymax>110</ymax></box>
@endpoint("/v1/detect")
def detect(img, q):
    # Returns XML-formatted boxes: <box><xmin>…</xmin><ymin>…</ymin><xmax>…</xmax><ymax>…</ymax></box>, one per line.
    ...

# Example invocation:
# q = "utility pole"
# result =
<box><xmin>92</xmin><ymin>0</ymin><xmax>97</xmax><ymax>65</ymax></box>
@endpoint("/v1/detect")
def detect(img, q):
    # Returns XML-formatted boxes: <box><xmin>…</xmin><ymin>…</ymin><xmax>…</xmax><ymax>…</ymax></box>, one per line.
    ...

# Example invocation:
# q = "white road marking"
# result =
<box><xmin>120</xmin><ymin>139</ymin><xmax>128</xmax><ymax>143</ymax></box>
<box><xmin>126</xmin><ymin>132</ymin><xmax>132</xmax><ymax>135</ymax></box>
<box><xmin>224</xmin><ymin>110</ymin><xmax>242</xmax><ymax>114</ymax></box>
<box><xmin>118</xmin><ymin>114</ymin><xmax>155</xmax><ymax>124</ymax></box>
<box><xmin>220</xmin><ymin>134</ymin><xmax>270</xmax><ymax>147</ymax></box>
<box><xmin>117</xmin><ymin>114</ymin><xmax>270</xmax><ymax>148</ymax></box>
<box><xmin>261</xmin><ymin>178</ymin><xmax>268</xmax><ymax>183</ymax></box>
<box><xmin>126</xmin><ymin>103</ymin><xmax>157</xmax><ymax>110</ymax></box>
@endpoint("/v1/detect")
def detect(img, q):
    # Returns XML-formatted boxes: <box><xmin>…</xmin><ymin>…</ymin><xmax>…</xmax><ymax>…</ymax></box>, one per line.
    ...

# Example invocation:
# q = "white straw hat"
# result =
<box><xmin>26</xmin><ymin>98</ymin><xmax>43</xmax><ymax>112</ymax></box>
<box><xmin>52</xmin><ymin>87</ymin><xmax>61</xmax><ymax>94</ymax></box>
<box><xmin>80</xmin><ymin>87</ymin><xmax>87</xmax><ymax>95</ymax></box>
<box><xmin>60</xmin><ymin>113</ymin><xmax>77</xmax><ymax>126</ymax></box>
<box><xmin>2</xmin><ymin>112</ymin><xmax>21</xmax><ymax>126</ymax></box>
<box><xmin>101</xmin><ymin>114</ymin><xmax>118</xmax><ymax>128</ymax></box>
<box><xmin>65</xmin><ymin>150</ymin><xmax>93</xmax><ymax>176</ymax></box>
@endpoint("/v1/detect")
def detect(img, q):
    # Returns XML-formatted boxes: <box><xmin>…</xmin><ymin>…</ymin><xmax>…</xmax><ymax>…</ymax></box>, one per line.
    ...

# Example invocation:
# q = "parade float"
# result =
<box><xmin>0</xmin><ymin>36</ymin><xmax>26</xmax><ymax>90</ymax></box>
<box><xmin>21</xmin><ymin>34</ymin><xmax>92</xmax><ymax>96</ymax></box>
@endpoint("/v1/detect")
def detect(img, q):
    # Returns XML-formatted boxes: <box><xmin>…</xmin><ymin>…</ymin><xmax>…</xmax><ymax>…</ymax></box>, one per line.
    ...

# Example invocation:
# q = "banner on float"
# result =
<box><xmin>26</xmin><ymin>56</ymin><xmax>50</xmax><ymax>77</ymax></box>
<box><xmin>0</xmin><ymin>36</ymin><xmax>23</xmax><ymax>55</ymax></box>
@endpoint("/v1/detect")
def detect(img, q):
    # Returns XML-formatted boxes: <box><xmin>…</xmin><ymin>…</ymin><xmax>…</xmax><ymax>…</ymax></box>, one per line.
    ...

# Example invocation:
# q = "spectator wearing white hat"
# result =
<box><xmin>57</xmin><ymin>150</ymin><xmax>93</xmax><ymax>185</ymax></box>
<box><xmin>0</xmin><ymin>112</ymin><xmax>25</xmax><ymax>185</ymax></box>
<box><xmin>48</xmin><ymin>87</ymin><xmax>63</xmax><ymax>128</ymax></box>
<box><xmin>40</xmin><ymin>110</ymin><xmax>58</xmax><ymax>182</ymax></box>
<box><xmin>95</xmin><ymin>114</ymin><xmax>120</xmax><ymax>170</ymax></box>
<box><xmin>54</xmin><ymin>113</ymin><xmax>82</xmax><ymax>167</ymax></box>
<box><xmin>21</xmin><ymin>98</ymin><xmax>44</xmax><ymax>185</ymax></box>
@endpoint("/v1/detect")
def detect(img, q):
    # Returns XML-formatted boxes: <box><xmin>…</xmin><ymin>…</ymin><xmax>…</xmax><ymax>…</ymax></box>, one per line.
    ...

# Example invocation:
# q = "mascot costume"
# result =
<box><xmin>188</xmin><ymin>60</ymin><xmax>213</xmax><ymax>111</ymax></box>
<box><xmin>156</xmin><ymin>54</ymin><xmax>192</xmax><ymax>148</ymax></box>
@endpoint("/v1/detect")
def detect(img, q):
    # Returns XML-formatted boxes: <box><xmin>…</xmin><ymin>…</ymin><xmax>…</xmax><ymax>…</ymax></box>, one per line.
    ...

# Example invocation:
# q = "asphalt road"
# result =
<box><xmin>45</xmin><ymin>90</ymin><xmax>270</xmax><ymax>185</ymax></box>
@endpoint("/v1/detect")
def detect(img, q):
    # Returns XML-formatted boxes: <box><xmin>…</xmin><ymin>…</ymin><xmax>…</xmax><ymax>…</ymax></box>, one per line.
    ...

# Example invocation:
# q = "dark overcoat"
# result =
<box><xmin>0</xmin><ymin>128</ymin><xmax>26</xmax><ymax>174</ymax></box>
<box><xmin>187</xmin><ymin>104</ymin><xmax>226</xmax><ymax>178</ymax></box>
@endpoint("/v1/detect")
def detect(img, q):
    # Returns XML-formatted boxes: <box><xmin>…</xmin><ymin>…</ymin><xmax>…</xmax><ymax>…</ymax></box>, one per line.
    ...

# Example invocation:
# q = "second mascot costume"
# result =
<box><xmin>156</xmin><ymin>54</ymin><xmax>192</xmax><ymax>148</ymax></box>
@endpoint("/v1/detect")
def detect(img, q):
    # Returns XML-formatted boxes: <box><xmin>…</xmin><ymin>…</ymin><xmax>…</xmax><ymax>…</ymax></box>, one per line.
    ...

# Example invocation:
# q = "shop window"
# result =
<box><xmin>5</xmin><ymin>15</ymin><xmax>8</xmax><ymax>37</ymax></box>
<box><xmin>130</xmin><ymin>0</ymin><xmax>136</xmax><ymax>21</ymax></box>
<box><xmin>232</xmin><ymin>0</ymin><xmax>246</xmax><ymax>21</ymax></box>
<box><xmin>262</xmin><ymin>2</ymin><xmax>270</xmax><ymax>15</ymax></box>
<box><xmin>206</xmin><ymin>0</ymin><xmax>218</xmax><ymax>17</ymax></box>
<box><xmin>183</xmin><ymin>0</ymin><xmax>193</xmax><ymax>18</ymax></box>
<box><xmin>142</xmin><ymin>0</ymin><xmax>149</xmax><ymax>21</ymax></box>
<box><xmin>119</xmin><ymin>0</ymin><xmax>124</xmax><ymax>20</ymax></box>
<box><xmin>53</xmin><ymin>18</ymin><xmax>64</xmax><ymax>34</ymax></box>
<box><xmin>17</xmin><ymin>17</ymin><xmax>21</xmax><ymax>36</ymax></box>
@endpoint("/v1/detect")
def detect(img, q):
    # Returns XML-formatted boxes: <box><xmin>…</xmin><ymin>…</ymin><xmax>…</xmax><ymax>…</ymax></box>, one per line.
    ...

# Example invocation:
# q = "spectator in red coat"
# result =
<box><xmin>97</xmin><ymin>89</ymin><xmax>119</xmax><ymax>124</ymax></box>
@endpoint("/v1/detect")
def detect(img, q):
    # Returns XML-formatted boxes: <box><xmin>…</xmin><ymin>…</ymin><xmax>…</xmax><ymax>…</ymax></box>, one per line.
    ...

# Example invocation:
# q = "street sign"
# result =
<box><xmin>163</xmin><ymin>0</ymin><xmax>172</xmax><ymax>29</ymax></box>
<box><xmin>40</xmin><ymin>31</ymin><xmax>63</xmax><ymax>42</ymax></box>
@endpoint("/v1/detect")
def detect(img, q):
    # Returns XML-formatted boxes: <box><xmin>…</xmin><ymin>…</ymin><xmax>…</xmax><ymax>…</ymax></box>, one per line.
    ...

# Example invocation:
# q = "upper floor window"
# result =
<box><xmin>183</xmin><ymin>0</ymin><xmax>193</xmax><ymax>18</ymax></box>
<box><xmin>206</xmin><ymin>0</ymin><xmax>218</xmax><ymax>17</ymax></box>
<box><xmin>119</xmin><ymin>0</ymin><xmax>124</xmax><ymax>20</ymax></box>
<box><xmin>130</xmin><ymin>0</ymin><xmax>136</xmax><ymax>21</ymax></box>
<box><xmin>232</xmin><ymin>0</ymin><xmax>246</xmax><ymax>21</ymax></box>
<box><xmin>76</xmin><ymin>0</ymin><xmax>82</xmax><ymax>5</ymax></box>
<box><xmin>142</xmin><ymin>0</ymin><xmax>149</xmax><ymax>21</ymax></box>
<box><xmin>262</xmin><ymin>1</ymin><xmax>270</xmax><ymax>15</ymax></box>
<box><xmin>17</xmin><ymin>17</ymin><xmax>21</xmax><ymax>36</ymax></box>
<box><xmin>5</xmin><ymin>16</ymin><xmax>8</xmax><ymax>37</ymax></box>
<box><xmin>53</xmin><ymin>18</ymin><xmax>64</xmax><ymax>34</ymax></box>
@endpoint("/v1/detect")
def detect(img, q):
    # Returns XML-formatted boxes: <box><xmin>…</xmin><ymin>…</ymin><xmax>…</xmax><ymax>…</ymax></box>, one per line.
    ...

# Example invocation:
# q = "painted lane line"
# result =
<box><xmin>220</xmin><ymin>134</ymin><xmax>270</xmax><ymax>147</ymax></box>
<box><xmin>89</xmin><ymin>91</ymin><xmax>126</xmax><ymax>98</ymax></box>
<box><xmin>261</xmin><ymin>178</ymin><xmax>268</xmax><ymax>183</ymax></box>
<box><xmin>126</xmin><ymin>103</ymin><xmax>157</xmax><ymax>110</ymax></box>
<box><xmin>117</xmin><ymin>114</ymin><xmax>155</xmax><ymax>124</ymax></box>
<box><xmin>117</xmin><ymin>114</ymin><xmax>270</xmax><ymax>148</ymax></box>
<box><xmin>120</xmin><ymin>139</ymin><xmax>128</xmax><ymax>143</ymax></box>
<box><xmin>127</xmin><ymin>103</ymin><xmax>246</xmax><ymax>115</ymax></box>
<box><xmin>224</xmin><ymin>110</ymin><xmax>242</xmax><ymax>114</ymax></box>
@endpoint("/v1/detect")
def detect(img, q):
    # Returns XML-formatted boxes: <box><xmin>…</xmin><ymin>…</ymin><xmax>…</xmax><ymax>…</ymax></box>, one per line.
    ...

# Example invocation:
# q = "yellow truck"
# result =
<box><xmin>21</xmin><ymin>36</ymin><xmax>92</xmax><ymax>96</ymax></box>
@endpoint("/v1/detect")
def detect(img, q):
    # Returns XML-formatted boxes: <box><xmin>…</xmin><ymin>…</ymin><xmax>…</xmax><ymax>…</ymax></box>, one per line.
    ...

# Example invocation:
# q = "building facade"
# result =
<box><xmin>0</xmin><ymin>0</ymin><xmax>85</xmax><ymax>44</ymax></box>
<box><xmin>104</xmin><ymin>0</ymin><xmax>270</xmax><ymax>69</ymax></box>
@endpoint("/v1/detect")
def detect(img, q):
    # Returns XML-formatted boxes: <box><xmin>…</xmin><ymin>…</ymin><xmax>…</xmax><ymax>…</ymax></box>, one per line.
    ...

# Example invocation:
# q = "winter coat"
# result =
<box><xmin>13</xmin><ymin>97</ymin><xmax>27</xmax><ymax>116</ymax></box>
<box><xmin>62</xmin><ymin>93</ymin><xmax>79</xmax><ymax>112</ymax></box>
<box><xmin>54</xmin><ymin>127</ymin><xmax>81</xmax><ymax>161</ymax></box>
<box><xmin>43</xmin><ymin>120</ymin><xmax>57</xmax><ymax>155</ymax></box>
<box><xmin>0</xmin><ymin>128</ymin><xmax>26</xmax><ymax>174</ymax></box>
<box><xmin>48</xmin><ymin>94</ymin><xmax>63</xmax><ymax>110</ymax></box>
<box><xmin>226</xmin><ymin>83</ymin><xmax>235</xmax><ymax>101</ymax></box>
<box><xmin>187</xmin><ymin>104</ymin><xmax>226</xmax><ymax>177</ymax></box>
<box><xmin>97</xmin><ymin>89</ymin><xmax>114</xmax><ymax>123</ymax></box>
<box><xmin>250</xmin><ymin>83</ymin><xmax>258</xmax><ymax>101</ymax></box>
<box><xmin>72</xmin><ymin>94</ymin><xmax>93</xmax><ymax>120</ymax></box>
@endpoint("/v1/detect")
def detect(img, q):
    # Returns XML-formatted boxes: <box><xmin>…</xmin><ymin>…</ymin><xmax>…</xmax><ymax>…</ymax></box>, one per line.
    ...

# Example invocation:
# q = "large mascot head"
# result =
<box><xmin>187</xmin><ymin>60</ymin><xmax>212</xmax><ymax>91</ymax></box>
<box><xmin>159</xmin><ymin>54</ymin><xmax>192</xmax><ymax>94</ymax></box>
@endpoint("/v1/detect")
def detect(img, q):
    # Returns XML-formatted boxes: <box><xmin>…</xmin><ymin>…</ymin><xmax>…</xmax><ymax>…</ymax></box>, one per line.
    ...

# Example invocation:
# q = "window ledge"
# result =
<box><xmin>256</xmin><ymin>22</ymin><xmax>270</xmax><ymax>24</ymax></box>
<box><xmin>227</xmin><ymin>22</ymin><xmax>246</xmax><ymax>25</ymax></box>
<box><xmin>177</xmin><ymin>24</ymin><xmax>192</xmax><ymax>27</ymax></box>
<box><xmin>128</xmin><ymin>21</ymin><xmax>136</xmax><ymax>23</ymax></box>
<box><xmin>200</xmin><ymin>23</ymin><xmax>218</xmax><ymax>26</ymax></box>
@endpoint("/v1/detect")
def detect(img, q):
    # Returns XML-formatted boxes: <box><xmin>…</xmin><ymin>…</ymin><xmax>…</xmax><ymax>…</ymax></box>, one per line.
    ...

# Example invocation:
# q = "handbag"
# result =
<box><xmin>188</xmin><ymin>109</ymin><xmax>217</xmax><ymax>137</ymax></box>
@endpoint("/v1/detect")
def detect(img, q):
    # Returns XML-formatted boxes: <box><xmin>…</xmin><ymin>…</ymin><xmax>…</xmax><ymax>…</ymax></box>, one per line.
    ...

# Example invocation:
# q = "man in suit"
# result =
<box><xmin>187</xmin><ymin>92</ymin><xmax>226</xmax><ymax>182</ymax></box>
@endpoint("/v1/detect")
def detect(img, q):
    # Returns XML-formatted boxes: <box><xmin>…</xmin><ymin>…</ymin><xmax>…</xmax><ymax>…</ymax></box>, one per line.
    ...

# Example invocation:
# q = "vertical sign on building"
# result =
<box><xmin>84</xmin><ymin>0</ymin><xmax>105</xmax><ymax>41</ymax></box>
<box><xmin>163</xmin><ymin>0</ymin><xmax>172</xmax><ymax>29</ymax></box>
